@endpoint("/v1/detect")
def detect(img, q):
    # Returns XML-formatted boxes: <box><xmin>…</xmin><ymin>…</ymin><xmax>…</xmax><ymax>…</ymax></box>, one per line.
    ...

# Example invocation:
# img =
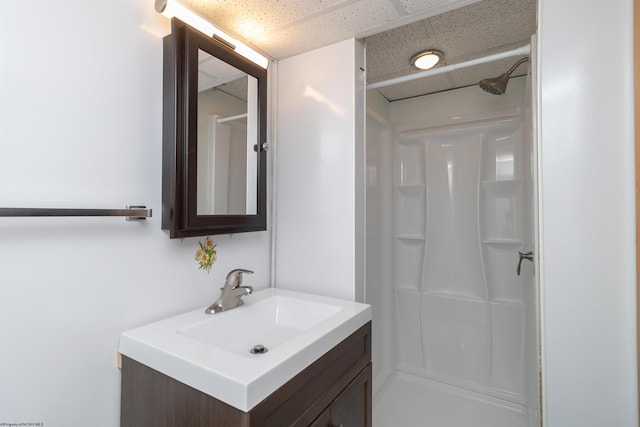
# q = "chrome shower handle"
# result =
<box><xmin>517</xmin><ymin>251</ymin><xmax>533</xmax><ymax>276</ymax></box>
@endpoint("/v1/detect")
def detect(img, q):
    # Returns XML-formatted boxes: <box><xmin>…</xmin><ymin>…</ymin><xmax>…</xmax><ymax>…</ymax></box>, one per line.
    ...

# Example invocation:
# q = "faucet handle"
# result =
<box><xmin>225</xmin><ymin>268</ymin><xmax>254</xmax><ymax>288</ymax></box>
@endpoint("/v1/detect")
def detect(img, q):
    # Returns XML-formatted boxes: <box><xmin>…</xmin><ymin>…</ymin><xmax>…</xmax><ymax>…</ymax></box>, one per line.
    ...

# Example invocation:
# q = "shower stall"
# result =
<box><xmin>365</xmin><ymin>64</ymin><xmax>540</xmax><ymax>426</ymax></box>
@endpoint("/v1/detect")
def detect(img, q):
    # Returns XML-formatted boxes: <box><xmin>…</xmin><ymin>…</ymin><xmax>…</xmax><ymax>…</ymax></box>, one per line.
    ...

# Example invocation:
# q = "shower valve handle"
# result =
<box><xmin>517</xmin><ymin>251</ymin><xmax>534</xmax><ymax>276</ymax></box>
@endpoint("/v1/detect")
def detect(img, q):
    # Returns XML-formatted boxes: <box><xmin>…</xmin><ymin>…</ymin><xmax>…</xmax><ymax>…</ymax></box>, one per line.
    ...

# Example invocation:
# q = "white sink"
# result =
<box><xmin>119</xmin><ymin>288</ymin><xmax>371</xmax><ymax>412</ymax></box>
<box><xmin>178</xmin><ymin>294</ymin><xmax>342</xmax><ymax>355</ymax></box>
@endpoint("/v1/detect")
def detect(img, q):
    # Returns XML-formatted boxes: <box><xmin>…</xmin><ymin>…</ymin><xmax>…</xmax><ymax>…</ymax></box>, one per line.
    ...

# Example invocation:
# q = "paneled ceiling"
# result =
<box><xmin>182</xmin><ymin>0</ymin><xmax>537</xmax><ymax>101</ymax></box>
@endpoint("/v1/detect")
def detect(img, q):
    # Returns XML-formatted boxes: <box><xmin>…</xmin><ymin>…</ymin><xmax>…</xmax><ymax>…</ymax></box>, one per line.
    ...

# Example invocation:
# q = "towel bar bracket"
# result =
<box><xmin>125</xmin><ymin>206</ymin><xmax>151</xmax><ymax>221</ymax></box>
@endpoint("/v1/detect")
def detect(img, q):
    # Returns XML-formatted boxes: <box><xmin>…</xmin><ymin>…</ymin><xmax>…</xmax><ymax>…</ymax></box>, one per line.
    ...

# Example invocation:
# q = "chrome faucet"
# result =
<box><xmin>205</xmin><ymin>268</ymin><xmax>254</xmax><ymax>314</ymax></box>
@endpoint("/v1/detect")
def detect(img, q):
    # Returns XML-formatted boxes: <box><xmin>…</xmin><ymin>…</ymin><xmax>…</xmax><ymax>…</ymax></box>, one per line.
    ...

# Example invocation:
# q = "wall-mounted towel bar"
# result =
<box><xmin>0</xmin><ymin>206</ymin><xmax>151</xmax><ymax>221</ymax></box>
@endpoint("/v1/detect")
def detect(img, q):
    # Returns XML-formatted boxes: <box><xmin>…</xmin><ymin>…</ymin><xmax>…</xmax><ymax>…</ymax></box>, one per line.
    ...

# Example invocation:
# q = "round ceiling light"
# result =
<box><xmin>411</xmin><ymin>49</ymin><xmax>444</xmax><ymax>70</ymax></box>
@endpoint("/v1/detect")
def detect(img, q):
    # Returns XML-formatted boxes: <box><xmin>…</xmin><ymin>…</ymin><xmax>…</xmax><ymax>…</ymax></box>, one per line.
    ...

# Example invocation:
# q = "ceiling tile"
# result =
<box><xmin>183</xmin><ymin>0</ymin><xmax>356</xmax><ymax>36</ymax></box>
<box><xmin>401</xmin><ymin>0</ymin><xmax>479</xmax><ymax>14</ymax></box>
<box><xmin>181</xmin><ymin>0</ymin><xmax>484</xmax><ymax>60</ymax></box>
<box><xmin>428</xmin><ymin>0</ymin><xmax>535</xmax><ymax>61</ymax></box>
<box><xmin>257</xmin><ymin>0</ymin><xmax>401</xmax><ymax>59</ymax></box>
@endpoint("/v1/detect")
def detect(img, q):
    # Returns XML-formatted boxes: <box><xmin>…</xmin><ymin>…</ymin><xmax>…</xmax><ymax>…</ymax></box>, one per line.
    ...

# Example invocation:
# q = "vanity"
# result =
<box><xmin>145</xmin><ymin>15</ymin><xmax>372</xmax><ymax>426</ymax></box>
<box><xmin>119</xmin><ymin>289</ymin><xmax>372</xmax><ymax>426</ymax></box>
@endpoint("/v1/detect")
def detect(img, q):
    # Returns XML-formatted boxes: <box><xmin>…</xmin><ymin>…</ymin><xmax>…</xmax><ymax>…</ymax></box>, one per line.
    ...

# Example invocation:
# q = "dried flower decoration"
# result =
<box><xmin>195</xmin><ymin>237</ymin><xmax>217</xmax><ymax>273</ymax></box>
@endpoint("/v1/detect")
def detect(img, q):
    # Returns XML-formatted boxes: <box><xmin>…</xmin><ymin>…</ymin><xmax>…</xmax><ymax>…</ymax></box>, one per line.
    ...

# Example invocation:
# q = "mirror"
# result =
<box><xmin>162</xmin><ymin>19</ymin><xmax>267</xmax><ymax>238</ymax></box>
<box><xmin>197</xmin><ymin>50</ymin><xmax>258</xmax><ymax>215</ymax></box>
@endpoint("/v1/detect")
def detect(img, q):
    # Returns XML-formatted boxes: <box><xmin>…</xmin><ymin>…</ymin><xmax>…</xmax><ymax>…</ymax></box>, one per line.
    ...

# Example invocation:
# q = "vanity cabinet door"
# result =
<box><xmin>310</xmin><ymin>410</ymin><xmax>331</xmax><ymax>427</ymax></box>
<box><xmin>310</xmin><ymin>363</ymin><xmax>372</xmax><ymax>427</ymax></box>
<box><xmin>330</xmin><ymin>363</ymin><xmax>372</xmax><ymax>427</ymax></box>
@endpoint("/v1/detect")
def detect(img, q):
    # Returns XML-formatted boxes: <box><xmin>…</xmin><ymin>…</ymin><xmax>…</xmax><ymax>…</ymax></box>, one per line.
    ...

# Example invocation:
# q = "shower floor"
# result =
<box><xmin>373</xmin><ymin>371</ymin><xmax>529</xmax><ymax>427</ymax></box>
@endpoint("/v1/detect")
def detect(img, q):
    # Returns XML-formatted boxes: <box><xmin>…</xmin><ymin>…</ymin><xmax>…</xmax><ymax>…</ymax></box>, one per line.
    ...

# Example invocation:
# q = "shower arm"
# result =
<box><xmin>505</xmin><ymin>57</ymin><xmax>530</xmax><ymax>77</ymax></box>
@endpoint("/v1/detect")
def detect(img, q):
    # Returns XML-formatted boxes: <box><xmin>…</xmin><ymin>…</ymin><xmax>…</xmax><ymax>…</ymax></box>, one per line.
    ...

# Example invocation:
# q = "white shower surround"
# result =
<box><xmin>393</xmin><ymin>110</ymin><xmax>534</xmax><ymax>403</ymax></box>
<box><xmin>366</xmin><ymin>77</ymin><xmax>540</xmax><ymax>425</ymax></box>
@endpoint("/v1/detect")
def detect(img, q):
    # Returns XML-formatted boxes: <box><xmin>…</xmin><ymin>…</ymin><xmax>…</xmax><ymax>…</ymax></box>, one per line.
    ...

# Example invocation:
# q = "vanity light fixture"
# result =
<box><xmin>154</xmin><ymin>0</ymin><xmax>269</xmax><ymax>69</ymax></box>
<box><xmin>410</xmin><ymin>49</ymin><xmax>444</xmax><ymax>70</ymax></box>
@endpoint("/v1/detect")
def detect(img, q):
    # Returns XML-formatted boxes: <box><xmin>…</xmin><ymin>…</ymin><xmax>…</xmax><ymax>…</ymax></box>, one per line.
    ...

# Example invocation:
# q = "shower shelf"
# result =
<box><xmin>483</xmin><ymin>239</ymin><xmax>523</xmax><ymax>246</ymax></box>
<box><xmin>396</xmin><ymin>234</ymin><xmax>425</xmax><ymax>241</ymax></box>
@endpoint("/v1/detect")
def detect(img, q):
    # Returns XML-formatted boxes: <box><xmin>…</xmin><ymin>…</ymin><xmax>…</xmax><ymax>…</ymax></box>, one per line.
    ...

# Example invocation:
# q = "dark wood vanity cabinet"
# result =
<box><xmin>120</xmin><ymin>322</ymin><xmax>371</xmax><ymax>427</ymax></box>
<box><xmin>309</xmin><ymin>363</ymin><xmax>372</xmax><ymax>427</ymax></box>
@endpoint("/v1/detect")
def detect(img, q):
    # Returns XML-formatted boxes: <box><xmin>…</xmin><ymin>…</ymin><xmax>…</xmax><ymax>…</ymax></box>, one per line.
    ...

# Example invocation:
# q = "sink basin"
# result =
<box><xmin>178</xmin><ymin>295</ymin><xmax>342</xmax><ymax>355</ymax></box>
<box><xmin>119</xmin><ymin>288</ymin><xmax>371</xmax><ymax>412</ymax></box>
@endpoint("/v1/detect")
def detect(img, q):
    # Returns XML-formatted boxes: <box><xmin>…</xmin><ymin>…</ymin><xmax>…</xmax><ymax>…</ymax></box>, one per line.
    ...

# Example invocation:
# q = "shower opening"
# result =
<box><xmin>365</xmin><ymin>61</ymin><xmax>540</xmax><ymax>426</ymax></box>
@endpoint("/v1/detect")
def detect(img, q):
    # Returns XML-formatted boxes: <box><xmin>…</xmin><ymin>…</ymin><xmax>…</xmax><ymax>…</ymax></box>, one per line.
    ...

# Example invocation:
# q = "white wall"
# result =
<box><xmin>538</xmin><ymin>0</ymin><xmax>638</xmax><ymax>425</ymax></box>
<box><xmin>0</xmin><ymin>1</ymin><xmax>271</xmax><ymax>426</ymax></box>
<box><xmin>275</xmin><ymin>39</ymin><xmax>366</xmax><ymax>301</ymax></box>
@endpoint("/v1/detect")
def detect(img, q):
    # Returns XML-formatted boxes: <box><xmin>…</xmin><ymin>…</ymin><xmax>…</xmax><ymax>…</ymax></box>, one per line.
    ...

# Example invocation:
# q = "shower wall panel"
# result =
<box><xmin>393</xmin><ymin>113</ymin><xmax>529</xmax><ymax>404</ymax></box>
<box><xmin>422</xmin><ymin>131</ymin><xmax>484</xmax><ymax>299</ymax></box>
<box><xmin>365</xmin><ymin>105</ymin><xmax>395</xmax><ymax>385</ymax></box>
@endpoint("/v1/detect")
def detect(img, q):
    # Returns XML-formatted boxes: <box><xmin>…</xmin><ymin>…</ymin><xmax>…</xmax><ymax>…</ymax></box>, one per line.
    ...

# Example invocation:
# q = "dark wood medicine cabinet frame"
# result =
<box><xmin>162</xmin><ymin>18</ymin><xmax>268</xmax><ymax>238</ymax></box>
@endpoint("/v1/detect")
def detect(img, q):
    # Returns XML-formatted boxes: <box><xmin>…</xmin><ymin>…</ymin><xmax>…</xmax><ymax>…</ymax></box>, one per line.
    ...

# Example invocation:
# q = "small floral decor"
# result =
<box><xmin>195</xmin><ymin>237</ymin><xmax>217</xmax><ymax>273</ymax></box>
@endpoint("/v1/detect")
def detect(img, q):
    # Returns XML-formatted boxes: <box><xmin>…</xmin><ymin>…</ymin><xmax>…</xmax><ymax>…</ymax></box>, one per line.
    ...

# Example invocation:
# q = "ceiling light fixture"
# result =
<box><xmin>154</xmin><ymin>0</ymin><xmax>269</xmax><ymax>69</ymax></box>
<box><xmin>410</xmin><ymin>49</ymin><xmax>444</xmax><ymax>70</ymax></box>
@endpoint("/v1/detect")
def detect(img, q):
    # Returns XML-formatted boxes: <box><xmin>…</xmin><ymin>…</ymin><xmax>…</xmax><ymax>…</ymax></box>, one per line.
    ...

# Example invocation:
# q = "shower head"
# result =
<box><xmin>478</xmin><ymin>57</ymin><xmax>530</xmax><ymax>95</ymax></box>
<box><xmin>478</xmin><ymin>74</ymin><xmax>510</xmax><ymax>95</ymax></box>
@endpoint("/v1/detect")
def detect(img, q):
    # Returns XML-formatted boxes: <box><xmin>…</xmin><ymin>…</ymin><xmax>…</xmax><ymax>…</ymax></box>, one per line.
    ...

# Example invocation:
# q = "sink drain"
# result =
<box><xmin>250</xmin><ymin>344</ymin><xmax>268</xmax><ymax>354</ymax></box>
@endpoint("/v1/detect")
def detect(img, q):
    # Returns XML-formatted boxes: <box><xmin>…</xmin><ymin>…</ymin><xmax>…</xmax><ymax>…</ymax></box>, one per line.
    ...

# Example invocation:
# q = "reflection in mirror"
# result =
<box><xmin>197</xmin><ymin>49</ymin><xmax>258</xmax><ymax>215</ymax></box>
